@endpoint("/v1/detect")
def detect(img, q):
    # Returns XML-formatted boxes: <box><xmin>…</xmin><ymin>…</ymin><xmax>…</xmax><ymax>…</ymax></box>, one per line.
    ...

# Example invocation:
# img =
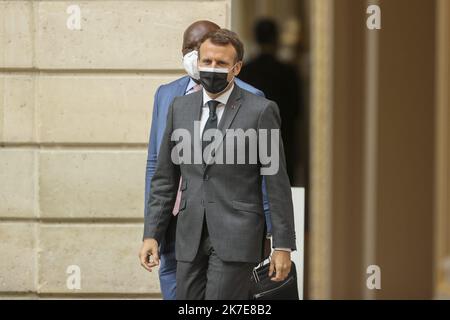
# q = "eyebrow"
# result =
<box><xmin>200</xmin><ymin>58</ymin><xmax>229</xmax><ymax>64</ymax></box>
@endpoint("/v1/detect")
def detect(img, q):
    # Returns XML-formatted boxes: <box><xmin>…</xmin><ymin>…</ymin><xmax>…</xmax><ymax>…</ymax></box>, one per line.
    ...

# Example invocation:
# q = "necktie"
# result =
<box><xmin>172</xmin><ymin>179</ymin><xmax>182</xmax><ymax>216</ymax></box>
<box><xmin>202</xmin><ymin>100</ymin><xmax>220</xmax><ymax>154</ymax></box>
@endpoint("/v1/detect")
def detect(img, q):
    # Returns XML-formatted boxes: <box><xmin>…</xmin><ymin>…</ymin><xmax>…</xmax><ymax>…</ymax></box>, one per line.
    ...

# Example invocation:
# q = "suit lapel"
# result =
<box><xmin>185</xmin><ymin>90</ymin><xmax>203</xmax><ymax>164</ymax></box>
<box><xmin>205</xmin><ymin>85</ymin><xmax>243</xmax><ymax>169</ymax></box>
<box><xmin>218</xmin><ymin>85</ymin><xmax>242</xmax><ymax>136</ymax></box>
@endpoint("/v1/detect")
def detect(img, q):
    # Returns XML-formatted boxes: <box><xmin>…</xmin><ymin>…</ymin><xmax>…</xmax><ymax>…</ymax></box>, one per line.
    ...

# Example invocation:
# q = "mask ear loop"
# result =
<box><xmin>229</xmin><ymin>63</ymin><xmax>239</xmax><ymax>82</ymax></box>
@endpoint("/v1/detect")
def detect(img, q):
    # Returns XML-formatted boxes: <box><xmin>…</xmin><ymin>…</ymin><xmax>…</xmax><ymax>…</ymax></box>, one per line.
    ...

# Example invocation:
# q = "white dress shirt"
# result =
<box><xmin>185</xmin><ymin>78</ymin><xmax>201</xmax><ymax>95</ymax></box>
<box><xmin>199</xmin><ymin>83</ymin><xmax>234</xmax><ymax>137</ymax></box>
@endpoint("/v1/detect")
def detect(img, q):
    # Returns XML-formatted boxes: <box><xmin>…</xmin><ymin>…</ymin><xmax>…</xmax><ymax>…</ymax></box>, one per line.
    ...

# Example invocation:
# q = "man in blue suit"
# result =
<box><xmin>143</xmin><ymin>21</ymin><xmax>272</xmax><ymax>300</ymax></box>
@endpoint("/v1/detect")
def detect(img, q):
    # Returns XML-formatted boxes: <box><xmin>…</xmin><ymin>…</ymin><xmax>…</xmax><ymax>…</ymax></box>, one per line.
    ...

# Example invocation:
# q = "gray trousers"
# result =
<box><xmin>176</xmin><ymin>220</ymin><xmax>256</xmax><ymax>300</ymax></box>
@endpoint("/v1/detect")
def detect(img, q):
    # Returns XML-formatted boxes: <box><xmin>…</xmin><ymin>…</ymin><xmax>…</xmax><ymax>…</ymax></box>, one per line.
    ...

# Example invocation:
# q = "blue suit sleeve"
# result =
<box><xmin>262</xmin><ymin>177</ymin><xmax>272</xmax><ymax>234</ymax></box>
<box><xmin>145</xmin><ymin>86</ymin><xmax>161</xmax><ymax>216</ymax></box>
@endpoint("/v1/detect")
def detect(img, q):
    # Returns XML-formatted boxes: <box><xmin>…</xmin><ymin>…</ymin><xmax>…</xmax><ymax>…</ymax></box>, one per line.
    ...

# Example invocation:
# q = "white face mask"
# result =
<box><xmin>182</xmin><ymin>50</ymin><xmax>200</xmax><ymax>80</ymax></box>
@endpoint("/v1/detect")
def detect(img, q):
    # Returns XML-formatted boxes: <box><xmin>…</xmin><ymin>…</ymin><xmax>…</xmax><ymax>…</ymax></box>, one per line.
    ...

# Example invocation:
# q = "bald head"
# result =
<box><xmin>182</xmin><ymin>20</ymin><xmax>220</xmax><ymax>56</ymax></box>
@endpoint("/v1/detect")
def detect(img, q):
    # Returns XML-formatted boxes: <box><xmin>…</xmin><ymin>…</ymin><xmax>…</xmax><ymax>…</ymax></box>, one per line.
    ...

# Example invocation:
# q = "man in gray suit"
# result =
<box><xmin>139</xmin><ymin>29</ymin><xmax>296</xmax><ymax>300</ymax></box>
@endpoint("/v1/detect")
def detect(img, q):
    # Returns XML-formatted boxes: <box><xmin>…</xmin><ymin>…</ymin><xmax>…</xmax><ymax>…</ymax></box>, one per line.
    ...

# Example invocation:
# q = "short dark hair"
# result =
<box><xmin>199</xmin><ymin>28</ymin><xmax>244</xmax><ymax>62</ymax></box>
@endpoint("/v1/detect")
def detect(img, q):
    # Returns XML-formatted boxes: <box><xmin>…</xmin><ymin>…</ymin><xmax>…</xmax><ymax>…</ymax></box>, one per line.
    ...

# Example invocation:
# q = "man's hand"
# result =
<box><xmin>139</xmin><ymin>238</ymin><xmax>160</xmax><ymax>272</ymax></box>
<box><xmin>269</xmin><ymin>250</ymin><xmax>292</xmax><ymax>282</ymax></box>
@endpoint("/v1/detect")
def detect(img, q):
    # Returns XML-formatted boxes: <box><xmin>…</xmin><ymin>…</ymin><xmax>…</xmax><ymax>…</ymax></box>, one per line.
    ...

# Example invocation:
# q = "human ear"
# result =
<box><xmin>233</xmin><ymin>61</ymin><xmax>243</xmax><ymax>76</ymax></box>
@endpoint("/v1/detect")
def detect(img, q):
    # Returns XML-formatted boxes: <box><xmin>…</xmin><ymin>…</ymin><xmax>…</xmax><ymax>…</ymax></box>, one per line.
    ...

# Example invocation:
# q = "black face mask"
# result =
<box><xmin>199</xmin><ymin>67</ymin><xmax>233</xmax><ymax>94</ymax></box>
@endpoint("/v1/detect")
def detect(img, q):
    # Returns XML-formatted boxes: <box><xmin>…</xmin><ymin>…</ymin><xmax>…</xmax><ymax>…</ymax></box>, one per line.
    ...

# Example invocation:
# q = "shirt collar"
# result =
<box><xmin>202</xmin><ymin>82</ymin><xmax>235</xmax><ymax>107</ymax></box>
<box><xmin>185</xmin><ymin>78</ymin><xmax>197</xmax><ymax>94</ymax></box>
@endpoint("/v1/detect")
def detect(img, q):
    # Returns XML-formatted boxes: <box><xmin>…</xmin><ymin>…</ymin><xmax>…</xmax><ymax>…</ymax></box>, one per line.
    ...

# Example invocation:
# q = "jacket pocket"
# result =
<box><xmin>232</xmin><ymin>200</ymin><xmax>262</xmax><ymax>214</ymax></box>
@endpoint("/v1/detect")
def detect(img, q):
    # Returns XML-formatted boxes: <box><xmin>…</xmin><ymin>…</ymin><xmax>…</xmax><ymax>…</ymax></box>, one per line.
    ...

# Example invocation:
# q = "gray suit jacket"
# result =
<box><xmin>143</xmin><ymin>85</ymin><xmax>296</xmax><ymax>263</ymax></box>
